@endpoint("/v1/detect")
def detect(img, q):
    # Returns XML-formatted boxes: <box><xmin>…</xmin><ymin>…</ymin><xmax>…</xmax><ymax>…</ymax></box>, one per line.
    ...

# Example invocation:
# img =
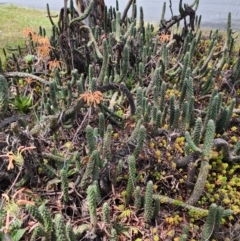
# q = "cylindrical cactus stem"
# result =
<box><xmin>39</xmin><ymin>205</ymin><xmax>52</xmax><ymax>232</ymax></box>
<box><xmin>138</xmin><ymin>61</ymin><xmax>144</xmax><ymax>85</ymax></box>
<box><xmin>187</xmin><ymin>120</ymin><xmax>215</xmax><ymax>206</ymax></box>
<box><xmin>162</xmin><ymin>44</ymin><xmax>168</xmax><ymax>72</ymax></box>
<box><xmin>142</xmin><ymin>45</ymin><xmax>148</xmax><ymax>66</ymax></box>
<box><xmin>152</xmin><ymin>110</ymin><xmax>161</xmax><ymax>136</ymax></box>
<box><xmin>186</xmin><ymin>96</ymin><xmax>194</xmax><ymax>129</ymax></box>
<box><xmin>132</xmin><ymin>2</ymin><xmax>137</xmax><ymax>20</ymax></box>
<box><xmin>0</xmin><ymin>75</ymin><xmax>9</xmax><ymax>115</ymax></box>
<box><xmin>60</xmin><ymin>168</ymin><xmax>69</xmax><ymax>203</ymax></box>
<box><xmin>153</xmin><ymin>197</ymin><xmax>160</xmax><ymax>219</ymax></box>
<box><xmin>216</xmin><ymin>107</ymin><xmax>229</xmax><ymax>134</ymax></box>
<box><xmin>54</xmin><ymin>214</ymin><xmax>67</xmax><ymax>241</ymax></box>
<box><xmin>169</xmin><ymin>94</ymin><xmax>175</xmax><ymax>127</ymax></box>
<box><xmin>225</xmin><ymin>98</ymin><xmax>236</xmax><ymax>129</ymax></box>
<box><xmin>139</xmin><ymin>6</ymin><xmax>145</xmax><ymax>39</ymax></box>
<box><xmin>103</xmin><ymin>124</ymin><xmax>112</xmax><ymax>162</ymax></box>
<box><xmin>201</xmin><ymin>203</ymin><xmax>218</xmax><ymax>241</ymax></box>
<box><xmin>69</xmin><ymin>0</ymin><xmax>94</xmax><ymax>25</ymax></box>
<box><xmin>102</xmin><ymin>202</ymin><xmax>110</xmax><ymax>225</ymax></box>
<box><xmin>54</xmin><ymin>68</ymin><xmax>62</xmax><ymax>86</ymax></box>
<box><xmin>26</xmin><ymin>204</ymin><xmax>44</xmax><ymax>224</ymax></box>
<box><xmin>136</xmin><ymin>86</ymin><xmax>143</xmax><ymax>108</ymax></box>
<box><xmin>87</xmin><ymin>185</ymin><xmax>97</xmax><ymax>227</ymax></box>
<box><xmin>181</xmin><ymin>100</ymin><xmax>189</xmax><ymax>129</ymax></box>
<box><xmin>180</xmin><ymin>52</ymin><xmax>190</xmax><ymax>87</ymax></box>
<box><xmin>186</xmin><ymin>77</ymin><xmax>194</xmax><ymax>100</ymax></box>
<box><xmin>134</xmin><ymin>186</ymin><xmax>142</xmax><ymax>209</ymax></box>
<box><xmin>98</xmin><ymin>112</ymin><xmax>105</xmax><ymax>138</ymax></box>
<box><xmin>30</xmin><ymin>226</ymin><xmax>47</xmax><ymax>241</ymax></box>
<box><xmin>179</xmin><ymin>78</ymin><xmax>187</xmax><ymax>107</ymax></box>
<box><xmin>66</xmin><ymin>222</ymin><xmax>77</xmax><ymax>241</ymax></box>
<box><xmin>77</xmin><ymin>80</ymin><xmax>84</xmax><ymax>96</ymax></box>
<box><xmin>159</xmin><ymin>81</ymin><xmax>166</xmax><ymax>111</ymax></box>
<box><xmin>202</xmin><ymin>119</ymin><xmax>216</xmax><ymax>160</ymax></box>
<box><xmin>153</xmin><ymin>86</ymin><xmax>158</xmax><ymax>106</ymax></box>
<box><xmin>180</xmin><ymin>226</ymin><xmax>189</xmax><ymax>241</ymax></box>
<box><xmin>193</xmin><ymin>117</ymin><xmax>202</xmax><ymax>146</ymax></box>
<box><xmin>133</xmin><ymin>125</ymin><xmax>146</xmax><ymax>157</ymax></box>
<box><xmin>125</xmin><ymin>155</ymin><xmax>136</xmax><ymax>205</ymax></box>
<box><xmin>185</xmin><ymin>131</ymin><xmax>201</xmax><ymax>152</ymax></box>
<box><xmin>172</xmin><ymin>106</ymin><xmax>180</xmax><ymax>130</ymax></box>
<box><xmin>86</xmin><ymin>125</ymin><xmax>96</xmax><ymax>155</ymax></box>
<box><xmin>80</xmin><ymin>150</ymin><xmax>99</xmax><ymax>189</ymax></box>
<box><xmin>136</xmin><ymin>106</ymin><xmax>143</xmax><ymax>120</ymax></box>
<box><xmin>144</xmin><ymin>181</ymin><xmax>153</xmax><ymax>224</ymax></box>
<box><xmin>73</xmin><ymin>151</ymin><xmax>81</xmax><ymax>171</ymax></box>
<box><xmin>49</xmin><ymin>81</ymin><xmax>58</xmax><ymax>112</ymax></box>
<box><xmin>93</xmin><ymin>180</ymin><xmax>101</xmax><ymax>203</ymax></box>
<box><xmin>119</xmin><ymin>44</ymin><xmax>129</xmax><ymax>83</ymax></box>
<box><xmin>98</xmin><ymin>39</ymin><xmax>109</xmax><ymax>85</ymax></box>
<box><xmin>115</xmin><ymin>11</ymin><xmax>121</xmax><ymax>42</ymax></box>
<box><xmin>113</xmin><ymin>159</ymin><xmax>123</xmax><ymax>186</ymax></box>
<box><xmin>110</xmin><ymin>228</ymin><xmax>118</xmax><ymax>241</ymax></box>
<box><xmin>159</xmin><ymin>1</ymin><xmax>166</xmax><ymax>27</ymax></box>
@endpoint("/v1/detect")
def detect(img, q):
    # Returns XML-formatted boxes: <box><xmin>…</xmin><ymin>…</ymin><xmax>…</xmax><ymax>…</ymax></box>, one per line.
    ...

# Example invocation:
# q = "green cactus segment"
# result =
<box><xmin>225</xmin><ymin>98</ymin><xmax>236</xmax><ymax>129</ymax></box>
<box><xmin>185</xmin><ymin>131</ymin><xmax>201</xmax><ymax>153</ymax></box>
<box><xmin>98</xmin><ymin>112</ymin><xmax>105</xmax><ymax>138</ymax></box>
<box><xmin>103</xmin><ymin>124</ymin><xmax>112</xmax><ymax>162</ymax></box>
<box><xmin>144</xmin><ymin>180</ymin><xmax>153</xmax><ymax>223</ymax></box>
<box><xmin>201</xmin><ymin>203</ymin><xmax>218</xmax><ymax>241</ymax></box>
<box><xmin>39</xmin><ymin>205</ymin><xmax>52</xmax><ymax>232</ymax></box>
<box><xmin>30</xmin><ymin>225</ymin><xmax>47</xmax><ymax>241</ymax></box>
<box><xmin>133</xmin><ymin>125</ymin><xmax>146</xmax><ymax>157</ymax></box>
<box><xmin>169</xmin><ymin>94</ymin><xmax>175</xmax><ymax>127</ymax></box>
<box><xmin>86</xmin><ymin>125</ymin><xmax>96</xmax><ymax>155</ymax></box>
<box><xmin>26</xmin><ymin>204</ymin><xmax>44</xmax><ymax>224</ymax></box>
<box><xmin>49</xmin><ymin>81</ymin><xmax>58</xmax><ymax>112</ymax></box>
<box><xmin>110</xmin><ymin>228</ymin><xmax>118</xmax><ymax>241</ymax></box>
<box><xmin>40</xmin><ymin>162</ymin><xmax>56</xmax><ymax>178</ymax></box>
<box><xmin>160</xmin><ymin>81</ymin><xmax>166</xmax><ymax>111</ymax></box>
<box><xmin>70</xmin><ymin>0</ymin><xmax>94</xmax><ymax>25</ymax></box>
<box><xmin>93</xmin><ymin>180</ymin><xmax>101</xmax><ymax>203</ymax></box>
<box><xmin>126</xmin><ymin>155</ymin><xmax>136</xmax><ymax>205</ymax></box>
<box><xmin>119</xmin><ymin>44</ymin><xmax>129</xmax><ymax>83</ymax></box>
<box><xmin>80</xmin><ymin>150</ymin><xmax>100</xmax><ymax>189</ymax></box>
<box><xmin>202</xmin><ymin>119</ymin><xmax>216</xmax><ymax>159</ymax></box>
<box><xmin>180</xmin><ymin>226</ymin><xmax>189</xmax><ymax>241</ymax></box>
<box><xmin>98</xmin><ymin>39</ymin><xmax>109</xmax><ymax>84</ymax></box>
<box><xmin>60</xmin><ymin>168</ymin><xmax>69</xmax><ymax>202</ymax></box>
<box><xmin>0</xmin><ymin>75</ymin><xmax>9</xmax><ymax>114</ymax></box>
<box><xmin>87</xmin><ymin>185</ymin><xmax>97</xmax><ymax>226</ymax></box>
<box><xmin>66</xmin><ymin>222</ymin><xmax>77</xmax><ymax>241</ymax></box>
<box><xmin>152</xmin><ymin>110</ymin><xmax>161</xmax><ymax>136</ymax></box>
<box><xmin>136</xmin><ymin>87</ymin><xmax>143</xmax><ymax>108</ymax></box>
<box><xmin>193</xmin><ymin>117</ymin><xmax>202</xmax><ymax>146</ymax></box>
<box><xmin>54</xmin><ymin>214</ymin><xmax>67</xmax><ymax>241</ymax></box>
<box><xmin>102</xmin><ymin>202</ymin><xmax>110</xmax><ymax>225</ymax></box>
<box><xmin>153</xmin><ymin>197</ymin><xmax>160</xmax><ymax>218</ymax></box>
<box><xmin>134</xmin><ymin>186</ymin><xmax>142</xmax><ymax>209</ymax></box>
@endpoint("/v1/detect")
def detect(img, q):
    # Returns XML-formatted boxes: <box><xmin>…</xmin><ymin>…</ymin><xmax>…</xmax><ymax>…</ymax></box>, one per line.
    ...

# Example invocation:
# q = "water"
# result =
<box><xmin>1</xmin><ymin>0</ymin><xmax>239</xmax><ymax>31</ymax></box>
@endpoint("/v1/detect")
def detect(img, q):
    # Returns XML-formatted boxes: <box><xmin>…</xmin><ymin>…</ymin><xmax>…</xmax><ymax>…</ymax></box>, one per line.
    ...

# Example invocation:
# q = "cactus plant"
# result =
<box><xmin>0</xmin><ymin>75</ymin><xmax>9</xmax><ymax>115</ymax></box>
